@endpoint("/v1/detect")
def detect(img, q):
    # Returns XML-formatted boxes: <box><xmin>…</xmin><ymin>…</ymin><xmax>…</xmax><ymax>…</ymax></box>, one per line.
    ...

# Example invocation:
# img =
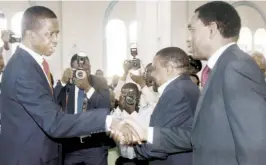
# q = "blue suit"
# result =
<box><xmin>134</xmin><ymin>74</ymin><xmax>200</xmax><ymax>165</ymax></box>
<box><xmin>0</xmin><ymin>47</ymin><xmax>109</xmax><ymax>165</ymax></box>
<box><xmin>54</xmin><ymin>75</ymin><xmax>112</xmax><ymax>165</ymax></box>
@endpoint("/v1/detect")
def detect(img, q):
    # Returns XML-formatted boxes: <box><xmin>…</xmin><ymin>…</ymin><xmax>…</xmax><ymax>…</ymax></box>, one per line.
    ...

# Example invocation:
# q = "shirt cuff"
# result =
<box><xmin>86</xmin><ymin>87</ymin><xmax>95</xmax><ymax>99</ymax></box>
<box><xmin>105</xmin><ymin>115</ymin><xmax>113</xmax><ymax>132</ymax></box>
<box><xmin>147</xmin><ymin>127</ymin><xmax>154</xmax><ymax>144</ymax></box>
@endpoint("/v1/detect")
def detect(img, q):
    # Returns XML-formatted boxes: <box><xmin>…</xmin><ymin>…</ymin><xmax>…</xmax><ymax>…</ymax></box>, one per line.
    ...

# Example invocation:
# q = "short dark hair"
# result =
<box><xmin>156</xmin><ymin>47</ymin><xmax>190</xmax><ymax>71</ymax></box>
<box><xmin>188</xmin><ymin>55</ymin><xmax>202</xmax><ymax>73</ymax></box>
<box><xmin>122</xmin><ymin>83</ymin><xmax>140</xmax><ymax>95</ymax></box>
<box><xmin>70</xmin><ymin>54</ymin><xmax>89</xmax><ymax>67</ymax></box>
<box><xmin>195</xmin><ymin>1</ymin><xmax>241</xmax><ymax>38</ymax></box>
<box><xmin>22</xmin><ymin>6</ymin><xmax>57</xmax><ymax>37</ymax></box>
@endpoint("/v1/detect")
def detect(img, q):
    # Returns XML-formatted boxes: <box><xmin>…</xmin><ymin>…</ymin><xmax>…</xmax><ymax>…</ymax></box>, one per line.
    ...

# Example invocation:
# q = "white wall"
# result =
<box><xmin>1</xmin><ymin>1</ymin><xmax>266</xmax><ymax>81</ymax></box>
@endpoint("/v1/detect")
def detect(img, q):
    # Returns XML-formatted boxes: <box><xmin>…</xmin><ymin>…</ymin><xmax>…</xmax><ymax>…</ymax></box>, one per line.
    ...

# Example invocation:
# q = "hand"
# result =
<box><xmin>61</xmin><ymin>68</ymin><xmax>73</xmax><ymax>84</ymax></box>
<box><xmin>110</xmin><ymin>119</ymin><xmax>142</xmax><ymax>145</ymax></box>
<box><xmin>124</xmin><ymin>117</ymin><xmax>148</xmax><ymax>142</ymax></box>
<box><xmin>130</xmin><ymin>73</ymin><xmax>146</xmax><ymax>88</ymax></box>
<box><xmin>1</xmin><ymin>30</ymin><xmax>12</xmax><ymax>43</ymax></box>
<box><xmin>74</xmin><ymin>75</ymin><xmax>92</xmax><ymax>92</ymax></box>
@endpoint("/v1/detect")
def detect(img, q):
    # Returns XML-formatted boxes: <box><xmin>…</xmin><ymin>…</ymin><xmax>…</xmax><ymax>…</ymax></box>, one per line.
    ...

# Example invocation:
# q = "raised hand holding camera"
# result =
<box><xmin>61</xmin><ymin>68</ymin><xmax>73</xmax><ymax>84</ymax></box>
<box><xmin>74</xmin><ymin>75</ymin><xmax>91</xmax><ymax>93</ymax></box>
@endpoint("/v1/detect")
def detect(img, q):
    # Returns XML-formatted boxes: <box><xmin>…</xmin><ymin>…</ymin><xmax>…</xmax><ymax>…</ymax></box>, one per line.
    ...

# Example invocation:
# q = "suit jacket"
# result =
<box><xmin>134</xmin><ymin>74</ymin><xmax>200</xmax><ymax>165</ymax></box>
<box><xmin>0</xmin><ymin>47</ymin><xmax>109</xmax><ymax>165</ymax></box>
<box><xmin>54</xmin><ymin>76</ymin><xmax>111</xmax><ymax>165</ymax></box>
<box><xmin>149</xmin><ymin>45</ymin><xmax>266</xmax><ymax>165</ymax></box>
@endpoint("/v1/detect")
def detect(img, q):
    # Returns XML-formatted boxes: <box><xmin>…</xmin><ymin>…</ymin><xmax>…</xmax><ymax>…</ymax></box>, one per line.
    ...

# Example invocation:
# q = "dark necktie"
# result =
<box><xmin>201</xmin><ymin>65</ymin><xmax>211</xmax><ymax>88</ymax></box>
<box><xmin>77</xmin><ymin>89</ymin><xmax>84</xmax><ymax>113</ymax></box>
<box><xmin>42</xmin><ymin>59</ymin><xmax>53</xmax><ymax>94</ymax></box>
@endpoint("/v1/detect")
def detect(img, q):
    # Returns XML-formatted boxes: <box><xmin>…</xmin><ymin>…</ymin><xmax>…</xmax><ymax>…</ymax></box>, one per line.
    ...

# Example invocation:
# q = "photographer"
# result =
<box><xmin>112</xmin><ymin>83</ymin><xmax>149</xmax><ymax>165</ymax></box>
<box><xmin>54</xmin><ymin>52</ymin><xmax>110</xmax><ymax>165</ymax></box>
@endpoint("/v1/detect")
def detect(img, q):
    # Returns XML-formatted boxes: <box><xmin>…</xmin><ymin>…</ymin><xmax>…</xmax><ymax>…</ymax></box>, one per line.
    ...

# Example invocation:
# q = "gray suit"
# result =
<box><xmin>150</xmin><ymin>45</ymin><xmax>266</xmax><ymax>165</ymax></box>
<box><xmin>134</xmin><ymin>74</ymin><xmax>200</xmax><ymax>165</ymax></box>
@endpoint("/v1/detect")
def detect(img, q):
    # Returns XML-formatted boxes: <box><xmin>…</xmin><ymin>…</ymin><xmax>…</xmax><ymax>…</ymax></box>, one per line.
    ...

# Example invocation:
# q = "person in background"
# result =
<box><xmin>113</xmin><ymin>82</ymin><xmax>149</xmax><ymax>165</ymax></box>
<box><xmin>188</xmin><ymin>55</ymin><xmax>202</xmax><ymax>74</ymax></box>
<box><xmin>251</xmin><ymin>51</ymin><xmax>266</xmax><ymax>77</ymax></box>
<box><xmin>95</xmin><ymin>69</ymin><xmax>104</xmax><ymax>77</ymax></box>
<box><xmin>54</xmin><ymin>53</ymin><xmax>111</xmax><ymax>165</ymax></box>
<box><xmin>110</xmin><ymin>75</ymin><xmax>120</xmax><ymax>89</ymax></box>
<box><xmin>115</xmin><ymin>63</ymin><xmax>159</xmax><ymax>113</ymax></box>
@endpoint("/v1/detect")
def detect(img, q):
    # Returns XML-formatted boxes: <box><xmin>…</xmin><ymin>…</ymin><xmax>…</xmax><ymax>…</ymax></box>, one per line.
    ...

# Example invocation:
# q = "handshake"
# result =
<box><xmin>109</xmin><ymin>117</ymin><xmax>148</xmax><ymax>145</ymax></box>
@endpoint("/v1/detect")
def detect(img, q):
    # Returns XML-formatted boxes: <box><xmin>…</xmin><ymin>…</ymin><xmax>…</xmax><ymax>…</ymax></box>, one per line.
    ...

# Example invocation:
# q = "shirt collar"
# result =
<box><xmin>207</xmin><ymin>42</ymin><xmax>235</xmax><ymax>69</ymax></box>
<box><xmin>158</xmin><ymin>75</ymin><xmax>179</xmax><ymax>95</ymax></box>
<box><xmin>19</xmin><ymin>44</ymin><xmax>44</xmax><ymax>65</ymax></box>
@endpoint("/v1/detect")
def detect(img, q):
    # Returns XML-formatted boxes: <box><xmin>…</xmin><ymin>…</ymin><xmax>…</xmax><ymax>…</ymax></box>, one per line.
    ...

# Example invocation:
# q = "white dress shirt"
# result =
<box><xmin>114</xmin><ymin>79</ymin><xmax>159</xmax><ymax>110</ymax></box>
<box><xmin>111</xmin><ymin>106</ymin><xmax>153</xmax><ymax>159</ymax></box>
<box><xmin>207</xmin><ymin>42</ymin><xmax>235</xmax><ymax>69</ymax></box>
<box><xmin>61</xmin><ymin>82</ymin><xmax>95</xmax><ymax>114</ymax></box>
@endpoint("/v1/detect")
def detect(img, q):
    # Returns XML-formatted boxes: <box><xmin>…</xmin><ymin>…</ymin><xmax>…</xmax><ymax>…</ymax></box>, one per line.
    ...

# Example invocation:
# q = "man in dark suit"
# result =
<box><xmin>130</xmin><ymin>47</ymin><xmax>199</xmax><ymax>165</ymax></box>
<box><xmin>54</xmin><ymin>53</ymin><xmax>110</xmax><ymax>165</ymax></box>
<box><xmin>0</xmin><ymin>6</ymin><xmax>122</xmax><ymax>165</ymax></box>
<box><xmin>125</xmin><ymin>2</ymin><xmax>266</xmax><ymax>165</ymax></box>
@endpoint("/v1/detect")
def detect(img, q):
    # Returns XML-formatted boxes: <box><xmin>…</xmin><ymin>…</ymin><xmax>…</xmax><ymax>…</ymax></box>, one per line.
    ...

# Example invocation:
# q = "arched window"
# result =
<box><xmin>237</xmin><ymin>27</ymin><xmax>252</xmax><ymax>52</ymax></box>
<box><xmin>254</xmin><ymin>28</ymin><xmax>266</xmax><ymax>55</ymax></box>
<box><xmin>106</xmin><ymin>19</ymin><xmax>127</xmax><ymax>77</ymax></box>
<box><xmin>11</xmin><ymin>11</ymin><xmax>24</xmax><ymax>53</ymax></box>
<box><xmin>129</xmin><ymin>21</ymin><xmax>137</xmax><ymax>43</ymax></box>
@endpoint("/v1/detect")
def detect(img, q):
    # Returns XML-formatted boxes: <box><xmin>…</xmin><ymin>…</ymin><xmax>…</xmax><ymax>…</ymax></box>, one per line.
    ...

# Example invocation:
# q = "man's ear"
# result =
<box><xmin>208</xmin><ymin>22</ymin><xmax>218</xmax><ymax>39</ymax></box>
<box><xmin>166</xmin><ymin>65</ymin><xmax>174</xmax><ymax>76</ymax></box>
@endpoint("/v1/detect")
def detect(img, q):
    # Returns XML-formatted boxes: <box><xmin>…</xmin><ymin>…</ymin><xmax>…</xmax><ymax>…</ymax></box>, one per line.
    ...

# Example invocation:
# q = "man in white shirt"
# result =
<box><xmin>112</xmin><ymin>82</ymin><xmax>150</xmax><ymax>165</ymax></box>
<box><xmin>114</xmin><ymin>63</ymin><xmax>159</xmax><ymax>113</ymax></box>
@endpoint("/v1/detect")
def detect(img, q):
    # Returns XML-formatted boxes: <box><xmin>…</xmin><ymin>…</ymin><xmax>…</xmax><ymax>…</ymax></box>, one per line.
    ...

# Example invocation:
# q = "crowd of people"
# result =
<box><xmin>1</xmin><ymin>1</ymin><xmax>266</xmax><ymax>165</ymax></box>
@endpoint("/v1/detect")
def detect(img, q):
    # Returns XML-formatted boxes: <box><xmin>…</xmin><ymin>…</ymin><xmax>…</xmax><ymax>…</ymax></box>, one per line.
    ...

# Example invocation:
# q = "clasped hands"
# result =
<box><xmin>110</xmin><ymin>117</ymin><xmax>148</xmax><ymax>145</ymax></box>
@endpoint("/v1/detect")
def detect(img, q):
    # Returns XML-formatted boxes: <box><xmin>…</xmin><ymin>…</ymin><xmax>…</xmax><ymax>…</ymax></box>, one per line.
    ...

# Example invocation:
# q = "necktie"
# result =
<box><xmin>42</xmin><ymin>59</ymin><xmax>53</xmax><ymax>93</ymax></box>
<box><xmin>201</xmin><ymin>65</ymin><xmax>211</xmax><ymax>88</ymax></box>
<box><xmin>77</xmin><ymin>89</ymin><xmax>84</xmax><ymax>113</ymax></box>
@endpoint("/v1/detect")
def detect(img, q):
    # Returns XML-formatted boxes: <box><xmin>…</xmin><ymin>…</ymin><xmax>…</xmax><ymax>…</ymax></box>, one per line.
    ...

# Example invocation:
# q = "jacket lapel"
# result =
<box><xmin>192</xmin><ymin>44</ymin><xmax>239</xmax><ymax>128</ymax></box>
<box><xmin>18</xmin><ymin>47</ymin><xmax>53</xmax><ymax>96</ymax></box>
<box><xmin>150</xmin><ymin>74</ymin><xmax>189</xmax><ymax>124</ymax></box>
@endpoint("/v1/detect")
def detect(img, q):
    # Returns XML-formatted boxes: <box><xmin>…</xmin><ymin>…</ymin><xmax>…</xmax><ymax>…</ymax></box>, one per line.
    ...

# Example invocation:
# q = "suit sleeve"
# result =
<box><xmin>223</xmin><ymin>61</ymin><xmax>266</xmax><ymax>165</ymax></box>
<box><xmin>53</xmin><ymin>81</ymin><xmax>65</xmax><ymax>105</ymax></box>
<box><xmin>15</xmin><ymin>76</ymin><xmax>109</xmax><ymax>138</ymax></box>
<box><xmin>134</xmin><ymin>89</ymin><xmax>193</xmax><ymax>159</ymax></box>
<box><xmin>89</xmin><ymin>77</ymin><xmax>110</xmax><ymax>108</ymax></box>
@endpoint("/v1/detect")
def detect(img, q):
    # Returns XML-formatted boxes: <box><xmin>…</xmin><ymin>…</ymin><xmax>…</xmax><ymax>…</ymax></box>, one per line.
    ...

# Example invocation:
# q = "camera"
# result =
<box><xmin>9</xmin><ymin>34</ymin><xmax>21</xmax><ymax>43</ymax></box>
<box><xmin>188</xmin><ymin>55</ymin><xmax>202</xmax><ymax>74</ymax></box>
<box><xmin>123</xmin><ymin>47</ymin><xmax>141</xmax><ymax>70</ymax></box>
<box><xmin>73</xmin><ymin>55</ymin><xmax>87</xmax><ymax>79</ymax></box>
